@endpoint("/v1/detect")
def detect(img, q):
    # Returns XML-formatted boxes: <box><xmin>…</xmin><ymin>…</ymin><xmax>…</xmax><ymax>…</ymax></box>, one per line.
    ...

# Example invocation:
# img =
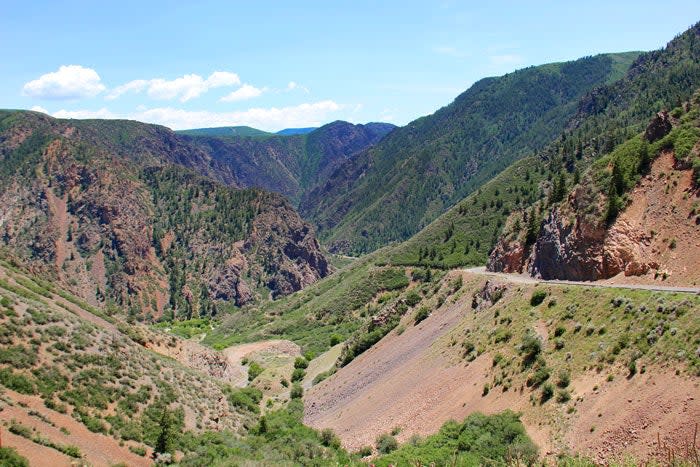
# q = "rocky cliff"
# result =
<box><xmin>0</xmin><ymin>110</ymin><xmax>329</xmax><ymax>318</ymax></box>
<box><xmin>489</xmin><ymin>97</ymin><xmax>700</xmax><ymax>285</ymax></box>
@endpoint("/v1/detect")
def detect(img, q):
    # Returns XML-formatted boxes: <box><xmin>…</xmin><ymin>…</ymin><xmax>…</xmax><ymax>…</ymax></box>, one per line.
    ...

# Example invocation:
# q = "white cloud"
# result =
<box><xmin>106</xmin><ymin>71</ymin><xmax>242</xmax><ymax>102</ymax></box>
<box><xmin>433</xmin><ymin>46</ymin><xmax>469</xmax><ymax>58</ymax></box>
<box><xmin>42</xmin><ymin>100</ymin><xmax>342</xmax><ymax>131</ymax></box>
<box><xmin>22</xmin><ymin>65</ymin><xmax>106</xmax><ymax>100</ymax></box>
<box><xmin>489</xmin><ymin>54</ymin><xmax>524</xmax><ymax>66</ymax></box>
<box><xmin>132</xmin><ymin>100</ymin><xmax>342</xmax><ymax>130</ymax></box>
<box><xmin>220</xmin><ymin>84</ymin><xmax>265</xmax><ymax>102</ymax></box>
<box><xmin>105</xmin><ymin>79</ymin><xmax>148</xmax><ymax>100</ymax></box>
<box><xmin>52</xmin><ymin>108</ymin><xmax>117</xmax><ymax>119</ymax></box>
<box><xmin>286</xmin><ymin>81</ymin><xmax>309</xmax><ymax>93</ymax></box>
<box><xmin>30</xmin><ymin>105</ymin><xmax>49</xmax><ymax>114</ymax></box>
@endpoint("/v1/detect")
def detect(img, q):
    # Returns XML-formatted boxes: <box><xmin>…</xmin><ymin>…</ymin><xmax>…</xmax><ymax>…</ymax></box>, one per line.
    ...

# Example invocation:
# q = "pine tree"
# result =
<box><xmin>154</xmin><ymin>407</ymin><xmax>174</xmax><ymax>457</ymax></box>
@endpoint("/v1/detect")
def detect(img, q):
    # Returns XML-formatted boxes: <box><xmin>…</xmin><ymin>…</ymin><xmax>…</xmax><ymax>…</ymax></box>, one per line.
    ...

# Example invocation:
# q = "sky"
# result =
<box><xmin>2</xmin><ymin>1</ymin><xmax>699</xmax><ymax>131</ymax></box>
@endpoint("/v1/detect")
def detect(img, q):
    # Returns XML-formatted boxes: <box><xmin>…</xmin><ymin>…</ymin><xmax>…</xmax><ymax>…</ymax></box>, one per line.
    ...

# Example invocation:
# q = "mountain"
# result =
<box><xmin>0</xmin><ymin>259</ymin><xmax>261</xmax><ymax>465</ymax></box>
<box><xmin>300</xmin><ymin>53</ymin><xmax>640</xmax><ymax>255</ymax></box>
<box><xmin>0</xmin><ymin>110</ymin><xmax>329</xmax><ymax>319</ymax></box>
<box><xmin>380</xmin><ymin>22</ymin><xmax>700</xmax><ymax>271</ymax></box>
<box><xmin>176</xmin><ymin>125</ymin><xmax>273</xmax><ymax>138</ymax></box>
<box><xmin>277</xmin><ymin>127</ymin><xmax>317</xmax><ymax>135</ymax></box>
<box><xmin>487</xmin><ymin>22</ymin><xmax>700</xmax><ymax>282</ymax></box>
<box><xmin>184</xmin><ymin>120</ymin><xmax>396</xmax><ymax>204</ymax></box>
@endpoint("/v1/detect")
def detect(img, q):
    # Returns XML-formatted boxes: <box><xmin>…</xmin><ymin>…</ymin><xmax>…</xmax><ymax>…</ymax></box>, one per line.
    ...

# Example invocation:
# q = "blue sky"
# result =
<box><xmin>2</xmin><ymin>1</ymin><xmax>699</xmax><ymax>131</ymax></box>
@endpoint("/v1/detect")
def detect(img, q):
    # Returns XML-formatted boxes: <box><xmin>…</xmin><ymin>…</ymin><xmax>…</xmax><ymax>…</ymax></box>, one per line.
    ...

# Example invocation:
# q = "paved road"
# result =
<box><xmin>463</xmin><ymin>266</ymin><xmax>700</xmax><ymax>294</ymax></box>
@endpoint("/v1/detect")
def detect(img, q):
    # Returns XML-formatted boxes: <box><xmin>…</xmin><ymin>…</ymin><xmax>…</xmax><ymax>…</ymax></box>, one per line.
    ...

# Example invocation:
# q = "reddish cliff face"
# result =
<box><xmin>0</xmin><ymin>111</ymin><xmax>330</xmax><ymax>318</ymax></box>
<box><xmin>489</xmin><ymin>110</ymin><xmax>700</xmax><ymax>286</ymax></box>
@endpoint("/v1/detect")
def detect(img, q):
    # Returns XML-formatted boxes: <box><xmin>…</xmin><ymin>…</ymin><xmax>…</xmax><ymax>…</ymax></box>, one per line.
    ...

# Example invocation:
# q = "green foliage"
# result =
<box><xmin>226</xmin><ymin>387</ymin><xmax>262</xmax><ymax>414</ymax></box>
<box><xmin>291</xmin><ymin>368</ymin><xmax>305</xmax><ymax>382</ymax></box>
<box><xmin>248</xmin><ymin>362</ymin><xmax>264</xmax><ymax>381</ymax></box>
<box><xmin>388</xmin><ymin>157</ymin><xmax>549</xmax><ymax>267</ymax></box>
<box><xmin>373</xmin><ymin>411</ymin><xmax>537</xmax><ymax>466</ymax></box>
<box><xmin>414</xmin><ymin>306</ymin><xmax>430</xmax><ymax>324</ymax></box>
<box><xmin>0</xmin><ymin>447</ymin><xmax>30</xmax><ymax>467</ymax></box>
<box><xmin>293</xmin><ymin>357</ymin><xmax>309</xmax><ymax>369</ymax></box>
<box><xmin>376</xmin><ymin>433</ymin><xmax>398</xmax><ymax>454</ymax></box>
<box><xmin>520</xmin><ymin>332</ymin><xmax>542</xmax><ymax>367</ymax></box>
<box><xmin>530</xmin><ymin>289</ymin><xmax>547</xmax><ymax>306</ymax></box>
<box><xmin>0</xmin><ymin>368</ymin><xmax>36</xmax><ymax>394</ymax></box>
<box><xmin>311</xmin><ymin>53</ymin><xmax>638</xmax><ymax>255</ymax></box>
<box><xmin>206</xmin><ymin>262</ymin><xmax>409</xmax><ymax>356</ymax></box>
<box><xmin>290</xmin><ymin>384</ymin><xmax>303</xmax><ymax>399</ymax></box>
<box><xmin>154</xmin><ymin>407</ymin><xmax>176</xmax><ymax>455</ymax></box>
<box><xmin>179</xmin><ymin>400</ymin><xmax>352</xmax><ymax>466</ymax></box>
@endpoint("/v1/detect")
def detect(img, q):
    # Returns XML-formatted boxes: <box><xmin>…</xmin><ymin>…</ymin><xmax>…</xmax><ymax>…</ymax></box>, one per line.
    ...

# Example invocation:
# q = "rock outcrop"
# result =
<box><xmin>0</xmin><ymin>111</ymin><xmax>330</xmax><ymax>318</ymax></box>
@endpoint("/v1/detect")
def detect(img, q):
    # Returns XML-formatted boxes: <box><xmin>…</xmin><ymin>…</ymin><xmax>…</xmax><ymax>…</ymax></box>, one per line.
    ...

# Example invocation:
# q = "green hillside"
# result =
<box><xmin>176</xmin><ymin>125</ymin><xmax>273</xmax><ymax>138</ymax></box>
<box><xmin>301</xmin><ymin>52</ymin><xmax>640</xmax><ymax>255</ymax></box>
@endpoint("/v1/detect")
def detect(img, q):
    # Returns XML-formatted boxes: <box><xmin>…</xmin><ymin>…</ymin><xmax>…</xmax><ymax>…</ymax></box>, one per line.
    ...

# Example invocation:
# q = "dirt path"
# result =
<box><xmin>464</xmin><ymin>267</ymin><xmax>700</xmax><ymax>294</ymax></box>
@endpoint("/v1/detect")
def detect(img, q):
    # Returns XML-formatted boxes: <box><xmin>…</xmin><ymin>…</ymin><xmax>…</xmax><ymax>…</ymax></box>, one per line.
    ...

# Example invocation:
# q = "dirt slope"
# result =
<box><xmin>304</xmin><ymin>272</ymin><xmax>700</xmax><ymax>462</ymax></box>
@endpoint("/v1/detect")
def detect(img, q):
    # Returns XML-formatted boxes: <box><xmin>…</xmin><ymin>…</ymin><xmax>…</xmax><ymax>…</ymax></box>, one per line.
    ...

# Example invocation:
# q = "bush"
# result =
<box><xmin>556</xmin><ymin>389</ymin><xmax>571</xmax><ymax>403</ymax></box>
<box><xmin>520</xmin><ymin>332</ymin><xmax>542</xmax><ymax>367</ymax></box>
<box><xmin>527</xmin><ymin>366</ymin><xmax>550</xmax><ymax>388</ymax></box>
<box><xmin>291</xmin><ymin>368</ymin><xmax>305</xmax><ymax>382</ymax></box>
<box><xmin>0</xmin><ymin>368</ymin><xmax>36</xmax><ymax>394</ymax></box>
<box><xmin>0</xmin><ymin>447</ymin><xmax>29</xmax><ymax>467</ymax></box>
<box><xmin>226</xmin><ymin>387</ymin><xmax>262</xmax><ymax>414</ymax></box>
<box><xmin>320</xmin><ymin>428</ymin><xmax>341</xmax><ymax>448</ymax></box>
<box><xmin>290</xmin><ymin>383</ymin><xmax>303</xmax><ymax>399</ymax></box>
<box><xmin>541</xmin><ymin>383</ymin><xmax>554</xmax><ymax>403</ymax></box>
<box><xmin>557</xmin><ymin>369</ymin><xmax>571</xmax><ymax>388</ymax></box>
<box><xmin>376</xmin><ymin>433</ymin><xmax>398</xmax><ymax>454</ymax></box>
<box><xmin>293</xmin><ymin>357</ymin><xmax>308</xmax><ymax>369</ymax></box>
<box><xmin>357</xmin><ymin>446</ymin><xmax>373</xmax><ymax>457</ymax></box>
<box><xmin>404</xmin><ymin>290</ymin><xmax>421</xmax><ymax>307</ymax></box>
<box><xmin>247</xmin><ymin>362</ymin><xmax>263</xmax><ymax>381</ymax></box>
<box><xmin>414</xmin><ymin>306</ymin><xmax>429</xmax><ymax>324</ymax></box>
<box><xmin>530</xmin><ymin>289</ymin><xmax>547</xmax><ymax>306</ymax></box>
<box><xmin>329</xmin><ymin>334</ymin><xmax>342</xmax><ymax>346</ymax></box>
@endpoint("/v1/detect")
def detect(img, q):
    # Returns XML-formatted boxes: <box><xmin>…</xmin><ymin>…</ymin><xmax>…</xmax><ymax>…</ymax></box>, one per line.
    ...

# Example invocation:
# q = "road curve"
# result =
<box><xmin>463</xmin><ymin>266</ymin><xmax>700</xmax><ymax>294</ymax></box>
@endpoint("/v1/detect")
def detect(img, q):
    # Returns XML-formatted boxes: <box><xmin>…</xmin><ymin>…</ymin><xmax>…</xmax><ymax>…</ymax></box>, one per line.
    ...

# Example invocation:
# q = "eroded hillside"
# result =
<box><xmin>0</xmin><ymin>111</ymin><xmax>329</xmax><ymax>318</ymax></box>
<box><xmin>304</xmin><ymin>271</ymin><xmax>700</xmax><ymax>464</ymax></box>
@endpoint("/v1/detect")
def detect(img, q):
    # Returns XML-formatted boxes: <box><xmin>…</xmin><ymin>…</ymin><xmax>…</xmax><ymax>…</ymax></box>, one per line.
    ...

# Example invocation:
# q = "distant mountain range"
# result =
<box><xmin>175</xmin><ymin>125</ymin><xmax>319</xmax><ymax>138</ymax></box>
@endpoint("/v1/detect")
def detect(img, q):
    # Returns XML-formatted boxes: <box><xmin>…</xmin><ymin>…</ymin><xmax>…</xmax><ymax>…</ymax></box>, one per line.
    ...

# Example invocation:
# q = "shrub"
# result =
<box><xmin>527</xmin><ymin>367</ymin><xmax>550</xmax><ymax>388</ymax></box>
<box><xmin>129</xmin><ymin>445</ymin><xmax>147</xmax><ymax>456</ymax></box>
<box><xmin>414</xmin><ymin>306</ymin><xmax>430</xmax><ymax>324</ymax></box>
<box><xmin>0</xmin><ymin>447</ymin><xmax>29</xmax><ymax>467</ymax></box>
<box><xmin>357</xmin><ymin>446</ymin><xmax>373</xmax><ymax>457</ymax></box>
<box><xmin>320</xmin><ymin>428</ymin><xmax>341</xmax><ymax>449</ymax></box>
<box><xmin>291</xmin><ymin>368</ymin><xmax>305</xmax><ymax>382</ymax></box>
<box><xmin>290</xmin><ymin>384</ymin><xmax>303</xmax><ymax>399</ymax></box>
<box><xmin>404</xmin><ymin>290</ymin><xmax>421</xmax><ymax>307</ymax></box>
<box><xmin>541</xmin><ymin>383</ymin><xmax>554</xmax><ymax>403</ymax></box>
<box><xmin>557</xmin><ymin>369</ymin><xmax>571</xmax><ymax>388</ymax></box>
<box><xmin>520</xmin><ymin>333</ymin><xmax>542</xmax><ymax>367</ymax></box>
<box><xmin>329</xmin><ymin>334</ymin><xmax>342</xmax><ymax>346</ymax></box>
<box><xmin>227</xmin><ymin>387</ymin><xmax>262</xmax><ymax>414</ymax></box>
<box><xmin>293</xmin><ymin>357</ymin><xmax>308</xmax><ymax>369</ymax></box>
<box><xmin>247</xmin><ymin>362</ymin><xmax>263</xmax><ymax>381</ymax></box>
<box><xmin>556</xmin><ymin>389</ymin><xmax>571</xmax><ymax>403</ymax></box>
<box><xmin>376</xmin><ymin>433</ymin><xmax>398</xmax><ymax>454</ymax></box>
<box><xmin>0</xmin><ymin>368</ymin><xmax>36</xmax><ymax>394</ymax></box>
<box><xmin>530</xmin><ymin>289</ymin><xmax>547</xmax><ymax>306</ymax></box>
